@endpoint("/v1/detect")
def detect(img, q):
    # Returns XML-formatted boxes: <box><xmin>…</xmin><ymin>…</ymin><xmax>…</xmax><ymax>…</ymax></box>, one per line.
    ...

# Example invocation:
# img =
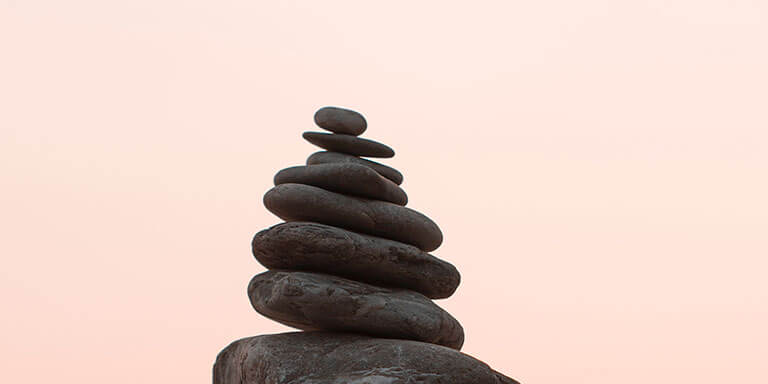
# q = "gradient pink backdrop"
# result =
<box><xmin>2</xmin><ymin>1</ymin><xmax>767</xmax><ymax>383</ymax></box>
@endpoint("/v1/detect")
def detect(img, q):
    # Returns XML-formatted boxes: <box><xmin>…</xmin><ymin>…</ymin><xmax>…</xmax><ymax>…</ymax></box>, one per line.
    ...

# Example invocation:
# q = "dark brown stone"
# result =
<box><xmin>248</xmin><ymin>270</ymin><xmax>464</xmax><ymax>349</ymax></box>
<box><xmin>303</xmin><ymin>132</ymin><xmax>395</xmax><ymax>158</ymax></box>
<box><xmin>263</xmin><ymin>183</ymin><xmax>442</xmax><ymax>251</ymax></box>
<box><xmin>314</xmin><ymin>106</ymin><xmax>367</xmax><ymax>136</ymax></box>
<box><xmin>274</xmin><ymin>163</ymin><xmax>407</xmax><ymax>205</ymax></box>
<box><xmin>307</xmin><ymin>151</ymin><xmax>404</xmax><ymax>185</ymax></box>
<box><xmin>214</xmin><ymin>332</ymin><xmax>520</xmax><ymax>384</ymax></box>
<box><xmin>252</xmin><ymin>222</ymin><xmax>459</xmax><ymax>299</ymax></box>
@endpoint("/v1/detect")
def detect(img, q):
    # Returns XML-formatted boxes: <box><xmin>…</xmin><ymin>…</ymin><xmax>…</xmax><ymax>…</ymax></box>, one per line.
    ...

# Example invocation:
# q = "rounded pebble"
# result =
<box><xmin>248</xmin><ymin>270</ymin><xmax>464</xmax><ymax>349</ymax></box>
<box><xmin>307</xmin><ymin>151</ymin><xmax>403</xmax><ymax>185</ymax></box>
<box><xmin>263</xmin><ymin>183</ymin><xmax>443</xmax><ymax>251</ymax></box>
<box><xmin>303</xmin><ymin>132</ymin><xmax>395</xmax><ymax>158</ymax></box>
<box><xmin>252</xmin><ymin>222</ymin><xmax>459</xmax><ymax>298</ymax></box>
<box><xmin>274</xmin><ymin>163</ymin><xmax>407</xmax><ymax>205</ymax></box>
<box><xmin>314</xmin><ymin>106</ymin><xmax>367</xmax><ymax>136</ymax></box>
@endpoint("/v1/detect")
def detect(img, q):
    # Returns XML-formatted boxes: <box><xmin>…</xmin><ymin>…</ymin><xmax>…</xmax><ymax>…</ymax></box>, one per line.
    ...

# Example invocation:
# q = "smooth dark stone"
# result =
<box><xmin>252</xmin><ymin>222</ymin><xmax>459</xmax><ymax>299</ymax></box>
<box><xmin>307</xmin><ymin>151</ymin><xmax>403</xmax><ymax>185</ymax></box>
<box><xmin>274</xmin><ymin>163</ymin><xmax>407</xmax><ymax>205</ymax></box>
<box><xmin>214</xmin><ymin>332</ymin><xmax>519</xmax><ymax>384</ymax></box>
<box><xmin>263</xmin><ymin>183</ymin><xmax>442</xmax><ymax>251</ymax></box>
<box><xmin>303</xmin><ymin>132</ymin><xmax>395</xmax><ymax>158</ymax></box>
<box><xmin>248</xmin><ymin>271</ymin><xmax>464</xmax><ymax>349</ymax></box>
<box><xmin>314</xmin><ymin>106</ymin><xmax>367</xmax><ymax>136</ymax></box>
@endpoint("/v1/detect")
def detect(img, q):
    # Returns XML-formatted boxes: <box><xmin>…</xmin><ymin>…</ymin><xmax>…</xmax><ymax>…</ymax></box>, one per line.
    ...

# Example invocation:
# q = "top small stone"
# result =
<box><xmin>314</xmin><ymin>106</ymin><xmax>367</xmax><ymax>136</ymax></box>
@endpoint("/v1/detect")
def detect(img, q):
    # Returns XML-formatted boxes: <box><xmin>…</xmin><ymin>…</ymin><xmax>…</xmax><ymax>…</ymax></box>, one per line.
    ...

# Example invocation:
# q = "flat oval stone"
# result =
<box><xmin>307</xmin><ymin>151</ymin><xmax>403</xmax><ymax>185</ymax></box>
<box><xmin>263</xmin><ymin>183</ymin><xmax>442</xmax><ymax>251</ymax></box>
<box><xmin>252</xmin><ymin>222</ymin><xmax>459</xmax><ymax>299</ymax></box>
<box><xmin>314</xmin><ymin>106</ymin><xmax>367</xmax><ymax>136</ymax></box>
<box><xmin>248</xmin><ymin>271</ymin><xmax>464</xmax><ymax>349</ymax></box>
<box><xmin>214</xmin><ymin>332</ymin><xmax>519</xmax><ymax>384</ymax></box>
<box><xmin>274</xmin><ymin>163</ymin><xmax>407</xmax><ymax>205</ymax></box>
<box><xmin>303</xmin><ymin>132</ymin><xmax>395</xmax><ymax>158</ymax></box>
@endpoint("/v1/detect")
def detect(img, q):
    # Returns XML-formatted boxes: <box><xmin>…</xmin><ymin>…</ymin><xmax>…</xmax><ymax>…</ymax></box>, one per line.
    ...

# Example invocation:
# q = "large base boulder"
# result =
<box><xmin>214</xmin><ymin>332</ymin><xmax>519</xmax><ymax>384</ymax></box>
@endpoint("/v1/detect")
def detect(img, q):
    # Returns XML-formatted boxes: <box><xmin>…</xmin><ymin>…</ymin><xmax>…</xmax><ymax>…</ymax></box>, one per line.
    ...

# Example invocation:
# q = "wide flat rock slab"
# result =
<box><xmin>307</xmin><ymin>151</ymin><xmax>403</xmax><ymax>185</ymax></box>
<box><xmin>263</xmin><ymin>183</ymin><xmax>442</xmax><ymax>251</ymax></box>
<box><xmin>274</xmin><ymin>163</ymin><xmax>407</xmax><ymax>205</ymax></box>
<box><xmin>303</xmin><ymin>132</ymin><xmax>395</xmax><ymax>158</ymax></box>
<box><xmin>252</xmin><ymin>222</ymin><xmax>459</xmax><ymax>299</ymax></box>
<box><xmin>248</xmin><ymin>270</ymin><xmax>464</xmax><ymax>349</ymax></box>
<box><xmin>214</xmin><ymin>332</ymin><xmax>519</xmax><ymax>384</ymax></box>
<box><xmin>314</xmin><ymin>106</ymin><xmax>367</xmax><ymax>136</ymax></box>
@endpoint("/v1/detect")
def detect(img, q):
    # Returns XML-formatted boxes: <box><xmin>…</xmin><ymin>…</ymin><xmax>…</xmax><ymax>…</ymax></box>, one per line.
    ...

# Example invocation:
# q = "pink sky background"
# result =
<box><xmin>2</xmin><ymin>1</ymin><xmax>767</xmax><ymax>383</ymax></box>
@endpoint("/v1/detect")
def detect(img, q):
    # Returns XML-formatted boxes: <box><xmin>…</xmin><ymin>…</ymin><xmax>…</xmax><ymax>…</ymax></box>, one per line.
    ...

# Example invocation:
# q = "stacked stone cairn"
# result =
<box><xmin>214</xmin><ymin>107</ymin><xmax>520</xmax><ymax>384</ymax></box>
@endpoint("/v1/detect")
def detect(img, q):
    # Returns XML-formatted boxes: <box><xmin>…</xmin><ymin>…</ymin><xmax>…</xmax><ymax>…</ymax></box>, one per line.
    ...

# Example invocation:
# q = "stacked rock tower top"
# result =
<box><xmin>213</xmin><ymin>107</ymin><xmax>520</xmax><ymax>384</ymax></box>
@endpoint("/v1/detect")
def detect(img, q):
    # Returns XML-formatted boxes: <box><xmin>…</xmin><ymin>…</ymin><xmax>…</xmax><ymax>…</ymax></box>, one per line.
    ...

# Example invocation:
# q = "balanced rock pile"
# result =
<box><xmin>214</xmin><ymin>107</ymin><xmax>519</xmax><ymax>384</ymax></box>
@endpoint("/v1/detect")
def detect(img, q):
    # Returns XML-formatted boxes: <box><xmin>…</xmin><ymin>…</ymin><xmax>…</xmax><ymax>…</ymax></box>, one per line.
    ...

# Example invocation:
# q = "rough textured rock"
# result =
<box><xmin>263</xmin><ymin>183</ymin><xmax>442</xmax><ymax>251</ymax></box>
<box><xmin>274</xmin><ymin>163</ymin><xmax>408</xmax><ymax>205</ymax></box>
<box><xmin>314</xmin><ymin>106</ymin><xmax>367</xmax><ymax>136</ymax></box>
<box><xmin>303</xmin><ymin>132</ymin><xmax>395</xmax><ymax>158</ymax></box>
<box><xmin>214</xmin><ymin>332</ymin><xmax>519</xmax><ymax>384</ymax></box>
<box><xmin>252</xmin><ymin>222</ymin><xmax>459</xmax><ymax>299</ymax></box>
<box><xmin>307</xmin><ymin>151</ymin><xmax>403</xmax><ymax>185</ymax></box>
<box><xmin>248</xmin><ymin>270</ymin><xmax>464</xmax><ymax>349</ymax></box>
